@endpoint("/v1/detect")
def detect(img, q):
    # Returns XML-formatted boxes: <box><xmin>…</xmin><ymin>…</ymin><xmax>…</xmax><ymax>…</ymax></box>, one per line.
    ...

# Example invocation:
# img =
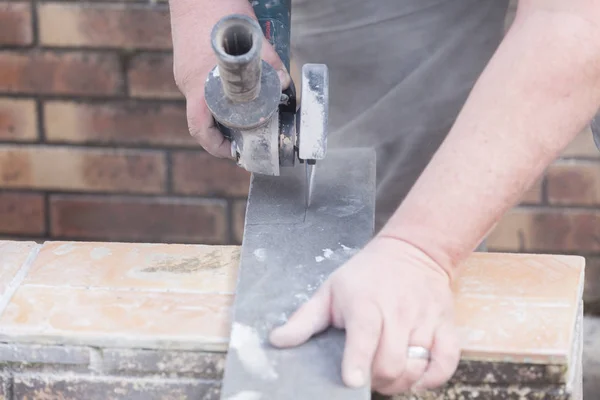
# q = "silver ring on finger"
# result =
<box><xmin>407</xmin><ymin>346</ymin><xmax>431</xmax><ymax>360</ymax></box>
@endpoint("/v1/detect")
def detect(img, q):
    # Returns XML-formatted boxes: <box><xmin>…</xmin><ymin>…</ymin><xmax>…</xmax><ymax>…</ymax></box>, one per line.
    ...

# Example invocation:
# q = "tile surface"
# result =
<box><xmin>26</xmin><ymin>241</ymin><xmax>240</xmax><ymax>293</ymax></box>
<box><xmin>0</xmin><ymin>241</ymin><xmax>585</xmax><ymax>365</ymax></box>
<box><xmin>0</xmin><ymin>241</ymin><xmax>39</xmax><ymax>298</ymax></box>
<box><xmin>0</xmin><ymin>286</ymin><xmax>232</xmax><ymax>350</ymax></box>
<box><xmin>0</xmin><ymin>241</ymin><xmax>237</xmax><ymax>351</ymax></box>
<box><xmin>455</xmin><ymin>253</ymin><xmax>584</xmax><ymax>363</ymax></box>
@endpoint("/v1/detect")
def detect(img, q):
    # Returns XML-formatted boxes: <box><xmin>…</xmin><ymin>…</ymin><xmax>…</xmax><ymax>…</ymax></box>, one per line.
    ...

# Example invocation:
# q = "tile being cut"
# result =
<box><xmin>220</xmin><ymin>148</ymin><xmax>376</xmax><ymax>400</ymax></box>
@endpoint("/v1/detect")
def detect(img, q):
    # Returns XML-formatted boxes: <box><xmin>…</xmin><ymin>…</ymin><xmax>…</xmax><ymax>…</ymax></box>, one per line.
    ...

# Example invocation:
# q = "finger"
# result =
<box><xmin>259</xmin><ymin>37</ymin><xmax>291</xmax><ymax>89</ymax></box>
<box><xmin>341</xmin><ymin>301</ymin><xmax>383</xmax><ymax>388</ymax></box>
<box><xmin>186</xmin><ymin>95</ymin><xmax>233</xmax><ymax>159</ymax></box>
<box><xmin>191</xmin><ymin>124</ymin><xmax>232</xmax><ymax>159</ymax></box>
<box><xmin>375</xmin><ymin>321</ymin><xmax>434</xmax><ymax>395</ymax></box>
<box><xmin>269</xmin><ymin>283</ymin><xmax>332</xmax><ymax>348</ymax></box>
<box><xmin>370</xmin><ymin>310</ymin><xmax>410</xmax><ymax>390</ymax></box>
<box><xmin>412</xmin><ymin>322</ymin><xmax>461</xmax><ymax>391</ymax></box>
<box><xmin>378</xmin><ymin>359</ymin><xmax>429</xmax><ymax>396</ymax></box>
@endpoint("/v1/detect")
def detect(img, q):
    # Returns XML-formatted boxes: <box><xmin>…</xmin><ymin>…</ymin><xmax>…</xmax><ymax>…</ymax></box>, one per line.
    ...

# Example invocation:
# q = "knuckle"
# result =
<box><xmin>173</xmin><ymin>68</ymin><xmax>188</xmax><ymax>93</ymax></box>
<box><xmin>173</xmin><ymin>63</ymin><xmax>196</xmax><ymax>93</ymax></box>
<box><xmin>186</xmin><ymin>119</ymin><xmax>205</xmax><ymax>140</ymax></box>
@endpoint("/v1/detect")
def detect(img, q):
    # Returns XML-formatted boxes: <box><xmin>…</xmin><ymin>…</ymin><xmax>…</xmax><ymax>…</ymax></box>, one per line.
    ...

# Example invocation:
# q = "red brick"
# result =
<box><xmin>128</xmin><ymin>54</ymin><xmax>182</xmax><ymax>99</ymax></box>
<box><xmin>0</xmin><ymin>2</ymin><xmax>33</xmax><ymax>46</ymax></box>
<box><xmin>232</xmin><ymin>200</ymin><xmax>247</xmax><ymax>244</ymax></box>
<box><xmin>561</xmin><ymin>126</ymin><xmax>599</xmax><ymax>159</ymax></box>
<box><xmin>172</xmin><ymin>152</ymin><xmax>250</xmax><ymax>197</ymax></box>
<box><xmin>0</xmin><ymin>51</ymin><xmax>122</xmax><ymax>96</ymax></box>
<box><xmin>39</xmin><ymin>3</ymin><xmax>172</xmax><ymax>49</ymax></box>
<box><xmin>488</xmin><ymin>207</ymin><xmax>600</xmax><ymax>253</ymax></box>
<box><xmin>0</xmin><ymin>98</ymin><xmax>37</xmax><ymax>142</ymax></box>
<box><xmin>0</xmin><ymin>192</ymin><xmax>45</xmax><ymax>235</ymax></box>
<box><xmin>0</xmin><ymin>145</ymin><xmax>166</xmax><ymax>194</ymax></box>
<box><xmin>583</xmin><ymin>257</ymin><xmax>600</xmax><ymax>313</ymax></box>
<box><xmin>44</xmin><ymin>101</ymin><xmax>196</xmax><ymax>147</ymax></box>
<box><xmin>50</xmin><ymin>195</ymin><xmax>227</xmax><ymax>244</ymax></box>
<box><xmin>519</xmin><ymin>176</ymin><xmax>544</xmax><ymax>205</ymax></box>
<box><xmin>12</xmin><ymin>374</ymin><xmax>216</xmax><ymax>399</ymax></box>
<box><xmin>547</xmin><ymin>161</ymin><xmax>600</xmax><ymax>205</ymax></box>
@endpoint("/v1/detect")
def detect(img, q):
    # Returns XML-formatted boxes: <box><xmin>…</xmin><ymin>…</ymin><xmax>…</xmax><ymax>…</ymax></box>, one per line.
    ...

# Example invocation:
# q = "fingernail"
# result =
<box><xmin>345</xmin><ymin>368</ymin><xmax>365</xmax><ymax>388</ymax></box>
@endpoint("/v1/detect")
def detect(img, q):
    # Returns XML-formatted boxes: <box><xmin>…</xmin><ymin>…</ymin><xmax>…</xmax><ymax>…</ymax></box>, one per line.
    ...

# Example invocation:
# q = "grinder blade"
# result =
<box><xmin>305</xmin><ymin>162</ymin><xmax>317</xmax><ymax>208</ymax></box>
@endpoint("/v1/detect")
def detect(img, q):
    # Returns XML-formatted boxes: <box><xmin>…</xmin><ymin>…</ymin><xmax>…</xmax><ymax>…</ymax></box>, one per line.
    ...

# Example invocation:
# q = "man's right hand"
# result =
<box><xmin>168</xmin><ymin>0</ymin><xmax>291</xmax><ymax>158</ymax></box>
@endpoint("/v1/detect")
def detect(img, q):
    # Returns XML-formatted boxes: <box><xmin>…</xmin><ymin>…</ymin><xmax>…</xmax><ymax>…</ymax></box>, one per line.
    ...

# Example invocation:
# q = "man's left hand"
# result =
<box><xmin>269</xmin><ymin>236</ymin><xmax>461</xmax><ymax>395</ymax></box>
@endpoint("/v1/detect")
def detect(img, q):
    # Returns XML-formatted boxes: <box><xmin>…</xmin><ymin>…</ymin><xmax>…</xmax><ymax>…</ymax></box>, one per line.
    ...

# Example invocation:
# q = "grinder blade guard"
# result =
<box><xmin>204</xmin><ymin>13</ymin><xmax>329</xmax><ymax>176</ymax></box>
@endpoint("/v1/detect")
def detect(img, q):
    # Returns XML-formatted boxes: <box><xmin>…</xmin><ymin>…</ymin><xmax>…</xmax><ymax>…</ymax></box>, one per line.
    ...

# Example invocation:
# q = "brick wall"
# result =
<box><xmin>0</xmin><ymin>0</ymin><xmax>250</xmax><ymax>246</ymax></box>
<box><xmin>1</xmin><ymin>1</ymin><xmax>600</xmax><ymax>293</ymax></box>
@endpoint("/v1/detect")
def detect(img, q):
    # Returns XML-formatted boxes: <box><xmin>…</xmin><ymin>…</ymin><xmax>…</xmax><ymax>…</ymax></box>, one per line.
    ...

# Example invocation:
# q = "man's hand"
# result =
<box><xmin>168</xmin><ymin>0</ymin><xmax>291</xmax><ymax>158</ymax></box>
<box><xmin>269</xmin><ymin>236</ymin><xmax>460</xmax><ymax>395</ymax></box>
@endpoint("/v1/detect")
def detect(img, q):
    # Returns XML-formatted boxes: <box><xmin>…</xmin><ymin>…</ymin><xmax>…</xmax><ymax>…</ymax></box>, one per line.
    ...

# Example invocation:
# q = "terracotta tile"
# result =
<box><xmin>0</xmin><ymin>241</ymin><xmax>238</xmax><ymax>351</ymax></box>
<box><xmin>455</xmin><ymin>253</ymin><xmax>583</xmax><ymax>300</ymax></box>
<box><xmin>455</xmin><ymin>296</ymin><xmax>575</xmax><ymax>363</ymax></box>
<box><xmin>0</xmin><ymin>241</ymin><xmax>585</xmax><ymax>364</ymax></box>
<box><xmin>0</xmin><ymin>286</ymin><xmax>232</xmax><ymax>351</ymax></box>
<box><xmin>454</xmin><ymin>252</ymin><xmax>584</xmax><ymax>364</ymax></box>
<box><xmin>0</xmin><ymin>241</ymin><xmax>39</xmax><ymax>298</ymax></box>
<box><xmin>26</xmin><ymin>241</ymin><xmax>240</xmax><ymax>293</ymax></box>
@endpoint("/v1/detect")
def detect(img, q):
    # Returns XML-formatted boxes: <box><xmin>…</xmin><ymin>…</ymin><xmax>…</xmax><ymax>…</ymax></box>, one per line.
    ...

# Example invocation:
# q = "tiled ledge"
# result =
<box><xmin>0</xmin><ymin>240</ymin><xmax>585</xmax><ymax>399</ymax></box>
<box><xmin>0</xmin><ymin>241</ymin><xmax>240</xmax><ymax>353</ymax></box>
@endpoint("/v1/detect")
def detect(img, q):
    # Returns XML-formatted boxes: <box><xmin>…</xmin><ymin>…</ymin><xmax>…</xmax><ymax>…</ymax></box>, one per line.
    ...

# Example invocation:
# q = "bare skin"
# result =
<box><xmin>168</xmin><ymin>0</ymin><xmax>600</xmax><ymax>395</ymax></box>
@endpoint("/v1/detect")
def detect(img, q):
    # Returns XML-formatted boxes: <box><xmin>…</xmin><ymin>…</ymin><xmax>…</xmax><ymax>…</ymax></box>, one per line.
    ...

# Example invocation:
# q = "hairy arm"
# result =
<box><xmin>380</xmin><ymin>0</ymin><xmax>600</xmax><ymax>276</ymax></box>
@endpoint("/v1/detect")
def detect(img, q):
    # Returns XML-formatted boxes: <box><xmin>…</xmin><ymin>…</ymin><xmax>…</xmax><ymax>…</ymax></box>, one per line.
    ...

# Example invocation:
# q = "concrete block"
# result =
<box><xmin>582</xmin><ymin>315</ymin><xmax>600</xmax><ymax>398</ymax></box>
<box><xmin>101</xmin><ymin>348</ymin><xmax>225</xmax><ymax>379</ymax></box>
<box><xmin>450</xmin><ymin>360</ymin><xmax>566</xmax><ymax>385</ymax></box>
<box><xmin>0</xmin><ymin>343</ymin><xmax>89</xmax><ymax>365</ymax></box>
<box><xmin>12</xmin><ymin>373</ymin><xmax>220</xmax><ymax>400</ymax></box>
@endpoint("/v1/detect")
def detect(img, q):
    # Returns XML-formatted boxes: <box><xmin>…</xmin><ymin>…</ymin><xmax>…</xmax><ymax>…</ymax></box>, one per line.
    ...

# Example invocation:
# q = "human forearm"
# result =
<box><xmin>380</xmin><ymin>5</ymin><xmax>600</xmax><ymax>276</ymax></box>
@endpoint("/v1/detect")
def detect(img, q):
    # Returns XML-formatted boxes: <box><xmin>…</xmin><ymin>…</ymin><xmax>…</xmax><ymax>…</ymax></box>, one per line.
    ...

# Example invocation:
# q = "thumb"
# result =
<box><xmin>259</xmin><ymin>37</ymin><xmax>291</xmax><ymax>89</ymax></box>
<box><xmin>269</xmin><ymin>283</ymin><xmax>332</xmax><ymax>348</ymax></box>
